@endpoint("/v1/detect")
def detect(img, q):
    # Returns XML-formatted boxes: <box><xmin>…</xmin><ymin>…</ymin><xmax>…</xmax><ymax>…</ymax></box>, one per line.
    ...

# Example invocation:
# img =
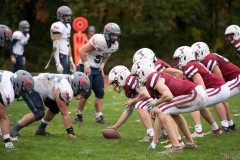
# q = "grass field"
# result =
<box><xmin>1</xmin><ymin>86</ymin><xmax>240</xmax><ymax>160</ymax></box>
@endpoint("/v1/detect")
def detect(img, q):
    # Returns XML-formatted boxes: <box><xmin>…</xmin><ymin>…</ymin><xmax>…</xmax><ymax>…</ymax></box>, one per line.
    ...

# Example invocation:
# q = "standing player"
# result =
<box><xmin>50</xmin><ymin>6</ymin><xmax>75</xmax><ymax>74</ymax></box>
<box><xmin>191</xmin><ymin>41</ymin><xmax>238</xmax><ymax>131</ymax></box>
<box><xmin>224</xmin><ymin>24</ymin><xmax>240</xmax><ymax>57</ymax></box>
<box><xmin>11</xmin><ymin>20</ymin><xmax>30</xmax><ymax>72</ymax></box>
<box><xmin>174</xmin><ymin>46</ymin><xmax>232</xmax><ymax>134</ymax></box>
<box><xmin>75</xmin><ymin>22</ymin><xmax>121</xmax><ymax>124</ymax></box>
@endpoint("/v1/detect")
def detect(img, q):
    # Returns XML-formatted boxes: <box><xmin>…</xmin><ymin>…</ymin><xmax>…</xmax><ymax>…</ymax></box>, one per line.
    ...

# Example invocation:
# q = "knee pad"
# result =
<box><xmin>35</xmin><ymin>110</ymin><xmax>45</xmax><ymax>121</ymax></box>
<box><xmin>94</xmin><ymin>88</ymin><xmax>104</xmax><ymax>99</ymax></box>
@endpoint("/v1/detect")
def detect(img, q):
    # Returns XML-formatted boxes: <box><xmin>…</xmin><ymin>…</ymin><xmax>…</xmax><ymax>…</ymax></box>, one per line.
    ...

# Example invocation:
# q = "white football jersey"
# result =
<box><xmin>12</xmin><ymin>31</ymin><xmax>30</xmax><ymax>55</ymax></box>
<box><xmin>34</xmin><ymin>73</ymin><xmax>73</xmax><ymax>104</ymax></box>
<box><xmin>78</xmin><ymin>34</ymin><xmax>119</xmax><ymax>68</ymax></box>
<box><xmin>50</xmin><ymin>22</ymin><xmax>71</xmax><ymax>55</ymax></box>
<box><xmin>0</xmin><ymin>70</ymin><xmax>15</xmax><ymax>106</ymax></box>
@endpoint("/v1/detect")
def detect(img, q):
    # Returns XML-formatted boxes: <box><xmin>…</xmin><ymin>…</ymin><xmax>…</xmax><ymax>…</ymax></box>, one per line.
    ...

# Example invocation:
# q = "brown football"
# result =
<box><xmin>102</xmin><ymin>128</ymin><xmax>121</xmax><ymax>139</ymax></box>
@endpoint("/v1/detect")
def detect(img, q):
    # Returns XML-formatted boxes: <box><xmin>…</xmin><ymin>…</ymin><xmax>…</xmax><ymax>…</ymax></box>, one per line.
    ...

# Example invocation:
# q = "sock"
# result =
<box><xmin>76</xmin><ymin>109</ymin><xmax>82</xmax><ymax>115</ymax></box>
<box><xmin>147</xmin><ymin>128</ymin><xmax>154</xmax><ymax>137</ymax></box>
<box><xmin>162</xmin><ymin>129</ymin><xmax>168</xmax><ymax>136</ymax></box>
<box><xmin>221</xmin><ymin>120</ymin><xmax>229</xmax><ymax>127</ymax></box>
<box><xmin>12</xmin><ymin>122</ymin><xmax>23</xmax><ymax>132</ymax></box>
<box><xmin>211</xmin><ymin>122</ymin><xmax>219</xmax><ymax>131</ymax></box>
<box><xmin>228</xmin><ymin>120</ymin><xmax>234</xmax><ymax>126</ymax></box>
<box><xmin>38</xmin><ymin>119</ymin><xmax>49</xmax><ymax>130</ymax></box>
<box><xmin>195</xmin><ymin>124</ymin><xmax>202</xmax><ymax>133</ymax></box>
<box><xmin>96</xmin><ymin>112</ymin><xmax>103</xmax><ymax>118</ymax></box>
<box><xmin>177</xmin><ymin>135</ymin><xmax>182</xmax><ymax>141</ymax></box>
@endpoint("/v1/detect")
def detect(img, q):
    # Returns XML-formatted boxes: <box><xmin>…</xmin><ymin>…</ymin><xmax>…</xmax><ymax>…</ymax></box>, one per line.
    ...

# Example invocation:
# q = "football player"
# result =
<box><xmin>11</xmin><ymin>20</ymin><xmax>30</xmax><ymax>72</ymax></box>
<box><xmin>75</xmin><ymin>22</ymin><xmax>121</xmax><ymax>124</ymax></box>
<box><xmin>224</xmin><ymin>25</ymin><xmax>240</xmax><ymax>57</ymax></box>
<box><xmin>174</xmin><ymin>46</ymin><xmax>232</xmax><ymax>135</ymax></box>
<box><xmin>0</xmin><ymin>69</ymin><xmax>34</xmax><ymax>150</ymax></box>
<box><xmin>108</xmin><ymin>65</ymin><xmax>184</xmax><ymax>151</ymax></box>
<box><xmin>132</xmin><ymin>59</ymin><xmax>201</xmax><ymax>153</ymax></box>
<box><xmin>133</xmin><ymin>48</ymin><xmax>219</xmax><ymax>140</ymax></box>
<box><xmin>191</xmin><ymin>41</ymin><xmax>238</xmax><ymax>131</ymax></box>
<box><xmin>51</xmin><ymin>6</ymin><xmax>75</xmax><ymax>74</ymax></box>
<box><xmin>10</xmin><ymin>72</ymin><xmax>91</xmax><ymax>139</ymax></box>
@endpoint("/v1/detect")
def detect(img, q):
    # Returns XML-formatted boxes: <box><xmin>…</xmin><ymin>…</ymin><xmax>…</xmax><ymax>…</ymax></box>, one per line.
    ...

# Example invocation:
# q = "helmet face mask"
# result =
<box><xmin>224</xmin><ymin>25</ymin><xmax>240</xmax><ymax>44</ymax></box>
<box><xmin>109</xmin><ymin>65</ymin><xmax>130</xmax><ymax>93</ymax></box>
<box><xmin>173</xmin><ymin>46</ymin><xmax>195</xmax><ymax>70</ymax></box>
<box><xmin>0</xmin><ymin>25</ymin><xmax>12</xmax><ymax>49</ymax></box>
<box><xmin>191</xmin><ymin>42</ymin><xmax>210</xmax><ymax>62</ymax></box>
<box><xmin>131</xmin><ymin>59</ymin><xmax>156</xmax><ymax>86</ymax></box>
<box><xmin>103</xmin><ymin>23</ymin><xmax>121</xmax><ymax>44</ymax></box>
<box><xmin>11</xmin><ymin>70</ymin><xmax>34</xmax><ymax>97</ymax></box>
<box><xmin>19</xmin><ymin>20</ymin><xmax>30</xmax><ymax>33</ymax></box>
<box><xmin>57</xmin><ymin>6</ymin><xmax>72</xmax><ymax>23</ymax></box>
<box><xmin>69</xmin><ymin>72</ymin><xmax>91</xmax><ymax>99</ymax></box>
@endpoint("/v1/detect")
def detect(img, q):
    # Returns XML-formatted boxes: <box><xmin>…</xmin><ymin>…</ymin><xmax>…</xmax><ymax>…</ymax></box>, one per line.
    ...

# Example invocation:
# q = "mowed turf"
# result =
<box><xmin>1</xmin><ymin>86</ymin><xmax>240</xmax><ymax>160</ymax></box>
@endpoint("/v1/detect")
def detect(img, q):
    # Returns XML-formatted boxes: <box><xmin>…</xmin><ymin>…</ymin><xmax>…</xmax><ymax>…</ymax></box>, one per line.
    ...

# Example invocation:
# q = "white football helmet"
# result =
<box><xmin>131</xmin><ymin>59</ymin><xmax>156</xmax><ymax>85</ymax></box>
<box><xmin>173</xmin><ymin>46</ymin><xmax>195</xmax><ymax>69</ymax></box>
<box><xmin>133</xmin><ymin>48</ymin><xmax>157</xmax><ymax>63</ymax></box>
<box><xmin>108</xmin><ymin>65</ymin><xmax>130</xmax><ymax>93</ymax></box>
<box><xmin>191</xmin><ymin>42</ymin><xmax>210</xmax><ymax>62</ymax></box>
<box><xmin>224</xmin><ymin>25</ymin><xmax>240</xmax><ymax>44</ymax></box>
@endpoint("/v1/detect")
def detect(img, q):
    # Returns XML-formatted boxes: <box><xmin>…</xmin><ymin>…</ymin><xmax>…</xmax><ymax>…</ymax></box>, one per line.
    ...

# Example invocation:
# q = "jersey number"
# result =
<box><xmin>94</xmin><ymin>55</ymin><xmax>104</xmax><ymax>64</ymax></box>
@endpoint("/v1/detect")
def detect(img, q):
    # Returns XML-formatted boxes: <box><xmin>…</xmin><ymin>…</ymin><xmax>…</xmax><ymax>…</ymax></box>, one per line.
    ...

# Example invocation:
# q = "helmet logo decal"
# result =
<box><xmin>64</xmin><ymin>91</ymin><xmax>70</xmax><ymax>100</ymax></box>
<box><xmin>179</xmin><ymin>48</ymin><xmax>185</xmax><ymax>54</ymax></box>
<box><xmin>53</xmin><ymin>25</ymin><xmax>59</xmax><ymax>30</ymax></box>
<box><xmin>3</xmin><ymin>28</ymin><xmax>11</xmax><ymax>37</ymax></box>
<box><xmin>196</xmin><ymin>43</ymin><xmax>201</xmax><ymax>49</ymax></box>
<box><xmin>105</xmin><ymin>25</ymin><xmax>112</xmax><ymax>30</ymax></box>
<box><xmin>139</xmin><ymin>50</ymin><xmax>144</xmax><ymax>57</ymax></box>
<box><xmin>5</xmin><ymin>95</ymin><xmax>10</xmax><ymax>105</ymax></box>
<box><xmin>79</xmin><ymin>77</ymin><xmax>87</xmax><ymax>87</ymax></box>
<box><xmin>22</xmin><ymin>77</ymin><xmax>32</xmax><ymax>87</ymax></box>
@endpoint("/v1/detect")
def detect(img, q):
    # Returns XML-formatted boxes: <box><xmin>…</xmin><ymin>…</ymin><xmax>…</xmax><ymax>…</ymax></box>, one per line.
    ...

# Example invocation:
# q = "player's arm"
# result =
<box><xmin>191</xmin><ymin>73</ymin><xmax>206</xmax><ymax>89</ymax></box>
<box><xmin>124</xmin><ymin>89</ymin><xmax>149</xmax><ymax>107</ymax></box>
<box><xmin>99</xmin><ymin>56</ymin><xmax>109</xmax><ymax>76</ymax></box>
<box><xmin>212</xmin><ymin>65</ymin><xmax>224</xmax><ymax>79</ymax></box>
<box><xmin>68</xmin><ymin>45</ymin><xmax>76</xmax><ymax>73</ymax></box>
<box><xmin>55</xmin><ymin>88</ymin><xmax>76</xmax><ymax>138</ymax></box>
<box><xmin>79</xmin><ymin>42</ymin><xmax>95</xmax><ymax>76</ymax></box>
<box><xmin>154</xmin><ymin>80</ymin><xmax>173</xmax><ymax>106</ymax></box>
<box><xmin>164</xmin><ymin>68</ymin><xmax>184</xmax><ymax>80</ymax></box>
<box><xmin>52</xmin><ymin>33</ymin><xmax>63</xmax><ymax>73</ymax></box>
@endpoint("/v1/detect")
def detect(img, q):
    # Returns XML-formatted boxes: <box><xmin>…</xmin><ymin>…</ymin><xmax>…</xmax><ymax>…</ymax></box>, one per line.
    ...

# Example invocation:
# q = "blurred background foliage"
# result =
<box><xmin>0</xmin><ymin>0</ymin><xmax>240</xmax><ymax>73</ymax></box>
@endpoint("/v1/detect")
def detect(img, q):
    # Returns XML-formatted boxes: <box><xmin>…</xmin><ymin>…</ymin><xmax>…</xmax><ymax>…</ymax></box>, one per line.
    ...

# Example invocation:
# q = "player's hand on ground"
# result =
<box><xmin>107</xmin><ymin>126</ymin><xmax>118</xmax><ymax>130</ymax></box>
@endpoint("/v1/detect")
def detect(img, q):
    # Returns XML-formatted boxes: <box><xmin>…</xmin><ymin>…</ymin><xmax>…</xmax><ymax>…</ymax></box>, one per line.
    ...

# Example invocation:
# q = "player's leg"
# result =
<box><xmin>59</xmin><ymin>53</ymin><xmax>68</xmax><ymax>74</ymax></box>
<box><xmin>11</xmin><ymin>90</ymin><xmax>45</xmax><ymax>138</ymax></box>
<box><xmin>35</xmin><ymin>99</ymin><xmax>58</xmax><ymax>136</ymax></box>
<box><xmin>223</xmin><ymin>102</ymin><xmax>236</xmax><ymax>131</ymax></box>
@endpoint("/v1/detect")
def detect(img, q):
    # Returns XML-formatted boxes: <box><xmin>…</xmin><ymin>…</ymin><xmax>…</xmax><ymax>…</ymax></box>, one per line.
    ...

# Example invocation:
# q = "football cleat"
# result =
<box><xmin>183</xmin><ymin>142</ymin><xmax>198</xmax><ymax>149</ymax></box>
<box><xmin>75</xmin><ymin>114</ymin><xmax>83</xmax><ymax>123</ymax></box>
<box><xmin>191</xmin><ymin>131</ymin><xmax>205</xmax><ymax>138</ymax></box>
<box><xmin>96</xmin><ymin>115</ymin><xmax>110</xmax><ymax>124</ymax></box>
<box><xmin>5</xmin><ymin>142</ymin><xmax>14</xmax><ymax>150</ymax></box>
<box><xmin>139</xmin><ymin>135</ymin><xmax>153</xmax><ymax>142</ymax></box>
<box><xmin>159</xmin><ymin>145</ymin><xmax>183</xmax><ymax>154</ymax></box>
<box><xmin>35</xmin><ymin>129</ymin><xmax>51</xmax><ymax>136</ymax></box>
<box><xmin>229</xmin><ymin>124</ymin><xmax>236</xmax><ymax>131</ymax></box>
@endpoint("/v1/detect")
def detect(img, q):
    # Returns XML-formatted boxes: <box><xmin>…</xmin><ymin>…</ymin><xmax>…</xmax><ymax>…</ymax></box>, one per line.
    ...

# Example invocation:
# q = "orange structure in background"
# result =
<box><xmin>72</xmin><ymin>17</ymin><xmax>88</xmax><ymax>66</ymax></box>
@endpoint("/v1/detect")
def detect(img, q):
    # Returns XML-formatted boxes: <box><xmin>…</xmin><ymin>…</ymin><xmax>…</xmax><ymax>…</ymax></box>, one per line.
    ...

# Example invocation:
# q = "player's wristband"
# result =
<box><xmin>66</xmin><ymin>126</ymin><xmax>75</xmax><ymax>135</ymax></box>
<box><xmin>83</xmin><ymin>62</ymin><xmax>90</xmax><ymax>68</ymax></box>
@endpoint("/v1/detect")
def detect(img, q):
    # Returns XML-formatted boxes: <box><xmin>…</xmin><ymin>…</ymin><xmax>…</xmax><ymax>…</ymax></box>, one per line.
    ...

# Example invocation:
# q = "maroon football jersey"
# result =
<box><xmin>154</xmin><ymin>59</ymin><xmax>171</xmax><ymax>72</ymax></box>
<box><xmin>183</xmin><ymin>61</ymin><xmax>225</xmax><ymax>89</ymax></box>
<box><xmin>146</xmin><ymin>72</ymin><xmax>197</xmax><ymax>98</ymax></box>
<box><xmin>202</xmin><ymin>53</ymin><xmax>240</xmax><ymax>81</ymax></box>
<box><xmin>124</xmin><ymin>74</ymin><xmax>140</xmax><ymax>98</ymax></box>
